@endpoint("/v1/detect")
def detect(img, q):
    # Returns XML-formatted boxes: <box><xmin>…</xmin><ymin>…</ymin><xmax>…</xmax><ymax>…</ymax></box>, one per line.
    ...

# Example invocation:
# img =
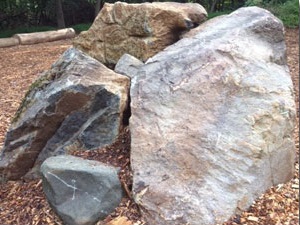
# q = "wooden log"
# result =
<box><xmin>0</xmin><ymin>37</ymin><xmax>19</xmax><ymax>48</ymax></box>
<box><xmin>14</xmin><ymin>28</ymin><xmax>76</xmax><ymax>45</ymax></box>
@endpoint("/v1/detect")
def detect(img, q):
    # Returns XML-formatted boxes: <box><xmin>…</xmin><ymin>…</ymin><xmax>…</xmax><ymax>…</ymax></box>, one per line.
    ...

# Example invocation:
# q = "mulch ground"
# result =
<box><xmin>0</xmin><ymin>28</ymin><xmax>298</xmax><ymax>225</ymax></box>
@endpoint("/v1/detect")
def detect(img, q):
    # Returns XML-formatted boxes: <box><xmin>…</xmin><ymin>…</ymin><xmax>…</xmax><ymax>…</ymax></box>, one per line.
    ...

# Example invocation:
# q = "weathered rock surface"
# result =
<box><xmin>0</xmin><ymin>47</ymin><xmax>130</xmax><ymax>180</ymax></box>
<box><xmin>115</xmin><ymin>54</ymin><xmax>144</xmax><ymax>79</ymax></box>
<box><xmin>127</xmin><ymin>7</ymin><xmax>296</xmax><ymax>225</ymax></box>
<box><xmin>73</xmin><ymin>2</ymin><xmax>207</xmax><ymax>67</ymax></box>
<box><xmin>41</xmin><ymin>155</ymin><xmax>123</xmax><ymax>225</ymax></box>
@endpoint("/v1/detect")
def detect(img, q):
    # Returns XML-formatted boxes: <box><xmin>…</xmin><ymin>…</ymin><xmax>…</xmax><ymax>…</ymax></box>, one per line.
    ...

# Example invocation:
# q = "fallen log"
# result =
<box><xmin>0</xmin><ymin>37</ymin><xmax>19</xmax><ymax>48</ymax></box>
<box><xmin>14</xmin><ymin>28</ymin><xmax>76</xmax><ymax>45</ymax></box>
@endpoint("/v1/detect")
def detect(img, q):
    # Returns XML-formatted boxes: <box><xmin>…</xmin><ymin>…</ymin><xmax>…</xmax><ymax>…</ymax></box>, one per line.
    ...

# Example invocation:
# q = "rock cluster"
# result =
<box><xmin>0</xmin><ymin>3</ymin><xmax>296</xmax><ymax>225</ymax></box>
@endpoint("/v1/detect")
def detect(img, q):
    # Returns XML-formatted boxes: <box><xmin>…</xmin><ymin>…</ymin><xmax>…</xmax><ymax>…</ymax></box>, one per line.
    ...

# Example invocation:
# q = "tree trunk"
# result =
<box><xmin>56</xmin><ymin>0</ymin><xmax>65</xmax><ymax>29</ymax></box>
<box><xmin>221</xmin><ymin>0</ymin><xmax>225</xmax><ymax>11</ymax></box>
<box><xmin>14</xmin><ymin>28</ymin><xmax>75</xmax><ymax>45</ymax></box>
<box><xmin>210</xmin><ymin>0</ymin><xmax>219</xmax><ymax>13</ymax></box>
<box><xmin>0</xmin><ymin>37</ymin><xmax>19</xmax><ymax>48</ymax></box>
<box><xmin>95</xmin><ymin>0</ymin><xmax>102</xmax><ymax>18</ymax></box>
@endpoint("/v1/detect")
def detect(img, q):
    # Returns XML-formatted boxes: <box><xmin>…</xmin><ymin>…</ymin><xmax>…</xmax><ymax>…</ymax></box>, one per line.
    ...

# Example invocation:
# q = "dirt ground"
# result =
<box><xmin>0</xmin><ymin>28</ymin><xmax>298</xmax><ymax>225</ymax></box>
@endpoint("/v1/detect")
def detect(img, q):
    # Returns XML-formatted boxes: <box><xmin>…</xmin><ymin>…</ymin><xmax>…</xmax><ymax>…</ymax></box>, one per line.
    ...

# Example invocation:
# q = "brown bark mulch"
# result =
<box><xmin>0</xmin><ymin>28</ymin><xmax>299</xmax><ymax>225</ymax></box>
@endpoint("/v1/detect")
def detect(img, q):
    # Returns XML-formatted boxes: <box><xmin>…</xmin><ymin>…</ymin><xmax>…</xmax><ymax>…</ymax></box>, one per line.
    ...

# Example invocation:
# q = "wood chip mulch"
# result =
<box><xmin>0</xmin><ymin>28</ymin><xmax>299</xmax><ymax>225</ymax></box>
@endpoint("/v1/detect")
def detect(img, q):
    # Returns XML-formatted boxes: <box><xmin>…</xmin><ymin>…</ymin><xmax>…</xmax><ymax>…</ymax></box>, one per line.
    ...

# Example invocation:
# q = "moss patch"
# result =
<box><xmin>11</xmin><ymin>70</ymin><xmax>58</xmax><ymax>123</ymax></box>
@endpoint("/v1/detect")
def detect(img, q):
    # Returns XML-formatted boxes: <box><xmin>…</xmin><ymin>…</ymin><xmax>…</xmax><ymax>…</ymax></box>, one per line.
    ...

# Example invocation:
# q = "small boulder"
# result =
<box><xmin>41</xmin><ymin>155</ymin><xmax>123</xmax><ymax>225</ymax></box>
<box><xmin>115</xmin><ymin>54</ymin><xmax>144</xmax><ymax>79</ymax></box>
<box><xmin>0</xmin><ymin>47</ymin><xmax>130</xmax><ymax>180</ymax></box>
<box><xmin>73</xmin><ymin>2</ymin><xmax>207</xmax><ymax>67</ymax></box>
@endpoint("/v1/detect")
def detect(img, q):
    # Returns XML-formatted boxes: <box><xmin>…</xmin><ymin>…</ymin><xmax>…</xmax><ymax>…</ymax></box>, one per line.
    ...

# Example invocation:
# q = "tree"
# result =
<box><xmin>210</xmin><ymin>0</ymin><xmax>218</xmax><ymax>12</ymax></box>
<box><xmin>56</xmin><ymin>0</ymin><xmax>65</xmax><ymax>28</ymax></box>
<box><xmin>94</xmin><ymin>0</ymin><xmax>102</xmax><ymax>18</ymax></box>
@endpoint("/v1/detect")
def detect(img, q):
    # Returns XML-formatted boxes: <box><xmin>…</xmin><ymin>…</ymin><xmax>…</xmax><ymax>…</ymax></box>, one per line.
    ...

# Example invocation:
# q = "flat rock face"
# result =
<box><xmin>73</xmin><ymin>2</ymin><xmax>207</xmax><ymax>67</ymax></box>
<box><xmin>127</xmin><ymin>7</ymin><xmax>296</xmax><ymax>225</ymax></box>
<box><xmin>115</xmin><ymin>54</ymin><xmax>144</xmax><ymax>79</ymax></box>
<box><xmin>41</xmin><ymin>155</ymin><xmax>123</xmax><ymax>225</ymax></box>
<box><xmin>0</xmin><ymin>48</ymin><xmax>130</xmax><ymax>180</ymax></box>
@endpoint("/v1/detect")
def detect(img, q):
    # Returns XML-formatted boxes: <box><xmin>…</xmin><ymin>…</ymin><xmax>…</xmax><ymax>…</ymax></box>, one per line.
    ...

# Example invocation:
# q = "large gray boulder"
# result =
<box><xmin>73</xmin><ymin>2</ymin><xmax>207</xmax><ymax>67</ymax></box>
<box><xmin>126</xmin><ymin>7</ymin><xmax>296</xmax><ymax>225</ymax></box>
<box><xmin>41</xmin><ymin>155</ymin><xmax>123</xmax><ymax>225</ymax></box>
<box><xmin>0</xmin><ymin>47</ymin><xmax>130</xmax><ymax>180</ymax></box>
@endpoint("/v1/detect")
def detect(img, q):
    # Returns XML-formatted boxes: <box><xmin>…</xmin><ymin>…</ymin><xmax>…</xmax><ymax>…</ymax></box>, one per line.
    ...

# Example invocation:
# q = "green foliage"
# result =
<box><xmin>271</xmin><ymin>0</ymin><xmax>299</xmax><ymax>28</ymax></box>
<box><xmin>72</xmin><ymin>23</ymin><xmax>92</xmax><ymax>34</ymax></box>
<box><xmin>245</xmin><ymin>0</ymin><xmax>299</xmax><ymax>28</ymax></box>
<box><xmin>0</xmin><ymin>26</ymin><xmax>55</xmax><ymax>38</ymax></box>
<box><xmin>208</xmin><ymin>10</ymin><xmax>231</xmax><ymax>19</ymax></box>
<box><xmin>0</xmin><ymin>0</ymin><xmax>95</xmax><ymax>30</ymax></box>
<box><xmin>245</xmin><ymin>0</ymin><xmax>264</xmax><ymax>6</ymax></box>
<box><xmin>187</xmin><ymin>0</ymin><xmax>246</xmax><ymax>13</ymax></box>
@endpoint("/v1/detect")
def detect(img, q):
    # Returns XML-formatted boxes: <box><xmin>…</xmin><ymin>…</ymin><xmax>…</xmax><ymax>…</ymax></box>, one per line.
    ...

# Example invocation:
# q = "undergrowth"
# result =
<box><xmin>246</xmin><ymin>0</ymin><xmax>299</xmax><ymax>28</ymax></box>
<box><xmin>72</xmin><ymin>23</ymin><xmax>92</xmax><ymax>33</ymax></box>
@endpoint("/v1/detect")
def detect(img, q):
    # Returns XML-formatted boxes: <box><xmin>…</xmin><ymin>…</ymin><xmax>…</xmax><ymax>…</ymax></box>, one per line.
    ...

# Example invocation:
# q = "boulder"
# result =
<box><xmin>73</xmin><ymin>2</ymin><xmax>207</xmax><ymax>67</ymax></box>
<box><xmin>0</xmin><ymin>47</ymin><xmax>130</xmax><ymax>181</ymax></box>
<box><xmin>40</xmin><ymin>155</ymin><xmax>123</xmax><ymax>225</ymax></box>
<box><xmin>126</xmin><ymin>7</ymin><xmax>296</xmax><ymax>225</ymax></box>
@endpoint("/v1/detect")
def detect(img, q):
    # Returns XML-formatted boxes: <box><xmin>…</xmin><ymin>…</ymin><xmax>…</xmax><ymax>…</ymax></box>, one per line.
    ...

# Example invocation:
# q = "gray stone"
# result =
<box><xmin>115</xmin><ymin>54</ymin><xmax>144</xmax><ymax>79</ymax></box>
<box><xmin>40</xmin><ymin>155</ymin><xmax>123</xmax><ymax>225</ymax></box>
<box><xmin>127</xmin><ymin>7</ymin><xmax>296</xmax><ymax>225</ymax></box>
<box><xmin>0</xmin><ymin>47</ymin><xmax>130</xmax><ymax>180</ymax></box>
<box><xmin>73</xmin><ymin>2</ymin><xmax>207</xmax><ymax>67</ymax></box>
